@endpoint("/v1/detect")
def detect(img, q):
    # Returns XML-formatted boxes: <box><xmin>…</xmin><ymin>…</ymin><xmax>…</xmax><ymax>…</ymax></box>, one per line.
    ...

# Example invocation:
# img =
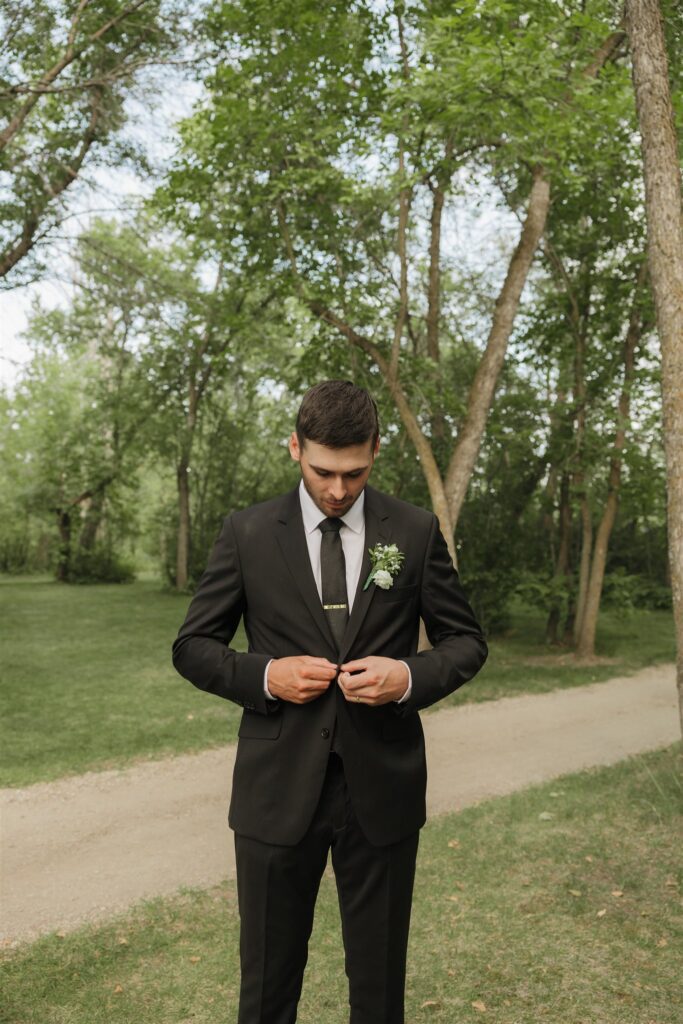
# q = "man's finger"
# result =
<box><xmin>340</xmin><ymin>659</ymin><xmax>368</xmax><ymax>674</ymax></box>
<box><xmin>302</xmin><ymin>666</ymin><xmax>337</xmax><ymax>681</ymax></box>
<box><xmin>340</xmin><ymin>669</ymin><xmax>371</xmax><ymax>689</ymax></box>
<box><xmin>300</xmin><ymin>678</ymin><xmax>330</xmax><ymax>691</ymax></box>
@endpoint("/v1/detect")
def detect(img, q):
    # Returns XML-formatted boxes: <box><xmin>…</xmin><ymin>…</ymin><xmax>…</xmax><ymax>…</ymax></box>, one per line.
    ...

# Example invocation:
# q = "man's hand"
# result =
<box><xmin>267</xmin><ymin>656</ymin><xmax>338</xmax><ymax>704</ymax></box>
<box><xmin>338</xmin><ymin>657</ymin><xmax>409</xmax><ymax>706</ymax></box>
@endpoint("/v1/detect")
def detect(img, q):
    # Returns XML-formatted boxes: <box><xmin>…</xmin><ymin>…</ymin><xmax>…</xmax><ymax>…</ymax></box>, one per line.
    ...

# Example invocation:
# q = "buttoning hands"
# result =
<box><xmin>267</xmin><ymin>656</ymin><xmax>337</xmax><ymax>704</ymax></box>
<box><xmin>337</xmin><ymin>656</ymin><xmax>409</xmax><ymax>706</ymax></box>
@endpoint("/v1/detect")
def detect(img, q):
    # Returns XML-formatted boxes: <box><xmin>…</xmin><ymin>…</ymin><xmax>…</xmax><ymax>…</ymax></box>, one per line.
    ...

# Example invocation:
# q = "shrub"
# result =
<box><xmin>67</xmin><ymin>544</ymin><xmax>136</xmax><ymax>584</ymax></box>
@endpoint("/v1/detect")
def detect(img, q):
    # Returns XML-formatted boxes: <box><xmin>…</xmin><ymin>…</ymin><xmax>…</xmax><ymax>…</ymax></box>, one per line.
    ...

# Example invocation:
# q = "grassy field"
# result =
<box><xmin>2</xmin><ymin>743</ymin><xmax>680</xmax><ymax>1024</ymax></box>
<box><xmin>0</xmin><ymin>576</ymin><xmax>675</xmax><ymax>787</ymax></box>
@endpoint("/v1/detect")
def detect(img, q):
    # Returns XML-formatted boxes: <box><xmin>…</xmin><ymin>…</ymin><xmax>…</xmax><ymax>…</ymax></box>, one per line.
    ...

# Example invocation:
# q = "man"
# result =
<box><xmin>172</xmin><ymin>379</ymin><xmax>488</xmax><ymax>1024</ymax></box>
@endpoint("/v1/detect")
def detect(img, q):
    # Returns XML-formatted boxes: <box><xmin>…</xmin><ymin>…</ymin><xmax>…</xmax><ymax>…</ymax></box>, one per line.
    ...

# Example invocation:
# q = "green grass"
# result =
<box><xmin>2</xmin><ymin>744</ymin><xmax>680</xmax><ymax>1024</ymax></box>
<box><xmin>441</xmin><ymin>595</ymin><xmax>676</xmax><ymax>707</ymax></box>
<box><xmin>0</xmin><ymin>578</ymin><xmax>675</xmax><ymax>787</ymax></box>
<box><xmin>0</xmin><ymin>578</ymin><xmax>246</xmax><ymax>787</ymax></box>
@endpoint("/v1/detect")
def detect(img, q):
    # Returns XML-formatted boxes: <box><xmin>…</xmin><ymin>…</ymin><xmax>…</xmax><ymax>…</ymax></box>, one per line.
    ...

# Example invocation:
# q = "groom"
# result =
<box><xmin>172</xmin><ymin>380</ymin><xmax>488</xmax><ymax>1024</ymax></box>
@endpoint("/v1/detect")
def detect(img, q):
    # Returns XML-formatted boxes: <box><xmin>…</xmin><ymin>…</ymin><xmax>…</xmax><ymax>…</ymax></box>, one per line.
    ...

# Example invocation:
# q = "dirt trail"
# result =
<box><xmin>1</xmin><ymin>663</ymin><xmax>678</xmax><ymax>945</ymax></box>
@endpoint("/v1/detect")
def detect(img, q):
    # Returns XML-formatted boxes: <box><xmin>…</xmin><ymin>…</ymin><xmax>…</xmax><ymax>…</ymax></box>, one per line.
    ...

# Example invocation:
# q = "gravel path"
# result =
<box><xmin>1</xmin><ymin>663</ymin><xmax>678</xmax><ymax>945</ymax></box>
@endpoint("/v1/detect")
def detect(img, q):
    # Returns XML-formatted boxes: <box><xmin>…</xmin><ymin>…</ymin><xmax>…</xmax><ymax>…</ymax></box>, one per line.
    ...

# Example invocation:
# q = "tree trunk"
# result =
<box><xmin>427</xmin><ymin>177</ymin><xmax>446</xmax><ymax>443</ymax></box>
<box><xmin>307</xmin><ymin>303</ymin><xmax>458</xmax><ymax>558</ymax></box>
<box><xmin>55</xmin><ymin>510</ymin><xmax>71</xmax><ymax>582</ymax></box>
<box><xmin>546</xmin><ymin>471</ymin><xmax>572</xmax><ymax>644</ymax></box>
<box><xmin>626</xmin><ymin>0</ymin><xmax>683</xmax><ymax>735</ymax></box>
<box><xmin>570</xmin><ymin>296</ymin><xmax>590</xmax><ymax>643</ymax></box>
<box><xmin>573</xmin><ymin>494</ymin><xmax>592</xmax><ymax>642</ymax></box>
<box><xmin>78</xmin><ymin>491</ymin><xmax>105</xmax><ymax>551</ymax></box>
<box><xmin>176</xmin><ymin>458</ymin><xmax>191</xmax><ymax>590</ymax></box>
<box><xmin>444</xmin><ymin>169</ymin><xmax>551</xmax><ymax>526</ymax></box>
<box><xmin>576</xmin><ymin>271</ymin><xmax>645</xmax><ymax>657</ymax></box>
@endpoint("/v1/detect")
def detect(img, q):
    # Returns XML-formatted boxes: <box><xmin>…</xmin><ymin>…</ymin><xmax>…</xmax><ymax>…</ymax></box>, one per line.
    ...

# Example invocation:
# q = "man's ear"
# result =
<box><xmin>373</xmin><ymin>436</ymin><xmax>380</xmax><ymax>458</ymax></box>
<box><xmin>288</xmin><ymin>432</ymin><xmax>301</xmax><ymax>462</ymax></box>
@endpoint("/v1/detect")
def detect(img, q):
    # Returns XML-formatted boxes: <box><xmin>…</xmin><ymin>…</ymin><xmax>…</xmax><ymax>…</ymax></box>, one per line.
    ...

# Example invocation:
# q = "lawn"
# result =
<box><xmin>0</xmin><ymin>577</ymin><xmax>675</xmax><ymax>786</ymax></box>
<box><xmin>2</xmin><ymin>743</ymin><xmax>680</xmax><ymax>1024</ymax></box>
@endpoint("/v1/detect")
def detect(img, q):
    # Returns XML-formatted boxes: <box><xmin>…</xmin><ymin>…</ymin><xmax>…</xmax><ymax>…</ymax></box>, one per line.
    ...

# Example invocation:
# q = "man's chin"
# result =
<box><xmin>322</xmin><ymin>494</ymin><xmax>360</xmax><ymax>516</ymax></box>
<box><xmin>325</xmin><ymin>502</ymin><xmax>352</xmax><ymax>516</ymax></box>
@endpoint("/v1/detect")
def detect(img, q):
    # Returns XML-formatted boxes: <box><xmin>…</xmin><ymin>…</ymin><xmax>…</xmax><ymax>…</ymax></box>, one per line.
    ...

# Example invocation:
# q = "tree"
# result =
<box><xmin>574</xmin><ymin>262</ymin><xmax>651</xmax><ymax>657</ymax></box>
<box><xmin>163</xmin><ymin>0</ymin><xmax>626</xmax><ymax>559</ymax></box>
<box><xmin>0</xmin><ymin>0</ymin><xmax>183</xmax><ymax>284</ymax></box>
<box><xmin>625</xmin><ymin>0</ymin><xmax>683</xmax><ymax>732</ymax></box>
<box><xmin>4</xmin><ymin>334</ymin><xmax>145</xmax><ymax>580</ymax></box>
<box><xmin>71</xmin><ymin>217</ymin><xmax>286</xmax><ymax>589</ymax></box>
<box><xmin>529</xmin><ymin>135</ymin><xmax>654</xmax><ymax>655</ymax></box>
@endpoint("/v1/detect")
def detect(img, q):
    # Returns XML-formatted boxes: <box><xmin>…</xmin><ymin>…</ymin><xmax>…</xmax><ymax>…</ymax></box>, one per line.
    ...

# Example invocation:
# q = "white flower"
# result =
<box><xmin>373</xmin><ymin>569</ymin><xmax>393</xmax><ymax>590</ymax></box>
<box><xmin>363</xmin><ymin>543</ymin><xmax>405</xmax><ymax>591</ymax></box>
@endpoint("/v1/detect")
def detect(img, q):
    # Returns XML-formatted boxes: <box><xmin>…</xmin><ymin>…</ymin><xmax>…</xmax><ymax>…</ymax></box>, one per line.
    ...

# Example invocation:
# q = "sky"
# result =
<box><xmin>0</xmin><ymin>165</ymin><xmax>153</xmax><ymax>388</ymax></box>
<box><xmin>0</xmin><ymin>54</ymin><xmax>524</xmax><ymax>394</ymax></box>
<box><xmin>0</xmin><ymin>72</ymin><xmax>201</xmax><ymax>392</ymax></box>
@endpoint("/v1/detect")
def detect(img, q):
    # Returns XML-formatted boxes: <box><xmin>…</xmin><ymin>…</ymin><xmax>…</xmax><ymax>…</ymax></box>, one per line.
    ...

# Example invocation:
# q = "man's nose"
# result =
<box><xmin>329</xmin><ymin>478</ymin><xmax>346</xmax><ymax>499</ymax></box>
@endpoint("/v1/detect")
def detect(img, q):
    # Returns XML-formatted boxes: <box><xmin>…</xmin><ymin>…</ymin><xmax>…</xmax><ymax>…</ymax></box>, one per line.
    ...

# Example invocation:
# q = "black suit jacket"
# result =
<box><xmin>172</xmin><ymin>484</ymin><xmax>488</xmax><ymax>847</ymax></box>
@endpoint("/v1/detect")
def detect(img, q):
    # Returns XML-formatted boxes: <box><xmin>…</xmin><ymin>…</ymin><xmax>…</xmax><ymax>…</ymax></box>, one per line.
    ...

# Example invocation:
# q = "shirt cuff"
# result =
<box><xmin>264</xmin><ymin>659</ymin><xmax>277</xmax><ymax>700</ymax></box>
<box><xmin>396</xmin><ymin>661</ymin><xmax>412</xmax><ymax>703</ymax></box>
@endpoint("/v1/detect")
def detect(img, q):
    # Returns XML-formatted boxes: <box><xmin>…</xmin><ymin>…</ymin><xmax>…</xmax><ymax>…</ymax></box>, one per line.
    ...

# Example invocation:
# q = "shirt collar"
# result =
<box><xmin>298</xmin><ymin>479</ymin><xmax>365</xmax><ymax>535</ymax></box>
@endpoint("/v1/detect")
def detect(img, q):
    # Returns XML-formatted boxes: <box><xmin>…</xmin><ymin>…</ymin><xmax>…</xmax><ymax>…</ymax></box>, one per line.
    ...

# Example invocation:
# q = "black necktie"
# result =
<box><xmin>318</xmin><ymin>517</ymin><xmax>349</xmax><ymax>651</ymax></box>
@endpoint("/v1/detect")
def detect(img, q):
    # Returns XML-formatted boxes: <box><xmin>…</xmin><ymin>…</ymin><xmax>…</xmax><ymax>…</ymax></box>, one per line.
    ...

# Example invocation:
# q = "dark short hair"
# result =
<box><xmin>296</xmin><ymin>380</ymin><xmax>379</xmax><ymax>450</ymax></box>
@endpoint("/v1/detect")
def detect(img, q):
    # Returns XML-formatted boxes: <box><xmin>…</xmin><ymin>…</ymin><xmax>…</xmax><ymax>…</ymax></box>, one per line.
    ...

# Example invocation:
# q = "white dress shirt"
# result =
<box><xmin>263</xmin><ymin>481</ymin><xmax>412</xmax><ymax>703</ymax></box>
<box><xmin>298</xmin><ymin>479</ymin><xmax>366</xmax><ymax>613</ymax></box>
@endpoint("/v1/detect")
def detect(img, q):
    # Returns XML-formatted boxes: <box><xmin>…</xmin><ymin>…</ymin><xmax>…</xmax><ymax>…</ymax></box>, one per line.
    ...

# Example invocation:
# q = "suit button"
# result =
<box><xmin>321</xmin><ymin>728</ymin><xmax>330</xmax><ymax>739</ymax></box>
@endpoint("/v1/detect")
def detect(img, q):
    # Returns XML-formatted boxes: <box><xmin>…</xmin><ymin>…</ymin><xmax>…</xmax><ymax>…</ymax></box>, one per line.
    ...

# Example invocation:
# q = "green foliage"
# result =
<box><xmin>0</xmin><ymin>286</ymin><xmax>149</xmax><ymax>579</ymax></box>
<box><xmin>601</xmin><ymin>566</ymin><xmax>673</xmax><ymax>613</ymax></box>
<box><xmin>461</xmin><ymin>567</ymin><xmax>516</xmax><ymax>634</ymax></box>
<box><xmin>66</xmin><ymin>543</ymin><xmax>136</xmax><ymax>584</ymax></box>
<box><xmin>512</xmin><ymin>567</ymin><xmax>672</xmax><ymax>619</ymax></box>
<box><xmin>0</xmin><ymin>1</ymin><xmax>186</xmax><ymax>282</ymax></box>
<box><xmin>1</xmin><ymin>0</ymin><xmax>674</xmax><ymax>631</ymax></box>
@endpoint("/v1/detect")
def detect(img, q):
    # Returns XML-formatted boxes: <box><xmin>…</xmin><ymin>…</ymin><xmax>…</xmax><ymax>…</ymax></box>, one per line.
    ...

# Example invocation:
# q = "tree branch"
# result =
<box><xmin>0</xmin><ymin>0</ymin><xmax>150</xmax><ymax>152</ymax></box>
<box><xmin>0</xmin><ymin>90</ymin><xmax>104</xmax><ymax>278</ymax></box>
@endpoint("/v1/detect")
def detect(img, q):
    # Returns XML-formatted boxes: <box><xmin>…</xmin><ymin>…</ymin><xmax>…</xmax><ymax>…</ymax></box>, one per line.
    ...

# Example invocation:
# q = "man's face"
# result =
<box><xmin>289</xmin><ymin>433</ymin><xmax>379</xmax><ymax>518</ymax></box>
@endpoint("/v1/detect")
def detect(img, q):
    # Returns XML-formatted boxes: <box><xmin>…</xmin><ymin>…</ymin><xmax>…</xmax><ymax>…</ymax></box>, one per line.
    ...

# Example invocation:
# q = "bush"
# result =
<box><xmin>464</xmin><ymin>569</ymin><xmax>516</xmax><ymax>635</ymax></box>
<box><xmin>67</xmin><ymin>544</ymin><xmax>136</xmax><ymax>584</ymax></box>
<box><xmin>513</xmin><ymin>569</ymin><xmax>572</xmax><ymax>611</ymax></box>
<box><xmin>512</xmin><ymin>567</ymin><xmax>672</xmax><ymax>617</ymax></box>
<box><xmin>601</xmin><ymin>567</ymin><xmax>672</xmax><ymax>612</ymax></box>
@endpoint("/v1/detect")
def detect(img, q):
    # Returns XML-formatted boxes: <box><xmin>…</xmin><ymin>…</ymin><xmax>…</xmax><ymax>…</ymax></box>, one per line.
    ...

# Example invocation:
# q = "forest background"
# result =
<box><xmin>1</xmin><ymin>0</ymin><xmax>681</xmax><ymax>670</ymax></box>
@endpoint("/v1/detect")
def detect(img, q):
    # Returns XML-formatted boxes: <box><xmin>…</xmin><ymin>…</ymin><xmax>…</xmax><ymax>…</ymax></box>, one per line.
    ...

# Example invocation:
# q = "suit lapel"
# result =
<box><xmin>339</xmin><ymin>486</ymin><xmax>391</xmax><ymax>663</ymax></box>
<box><xmin>275</xmin><ymin>487</ymin><xmax>337</xmax><ymax>653</ymax></box>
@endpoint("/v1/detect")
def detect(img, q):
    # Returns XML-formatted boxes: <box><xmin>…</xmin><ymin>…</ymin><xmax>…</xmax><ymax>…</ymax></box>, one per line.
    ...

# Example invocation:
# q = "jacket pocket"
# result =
<box><xmin>372</xmin><ymin>583</ymin><xmax>418</xmax><ymax>604</ymax></box>
<box><xmin>238</xmin><ymin>710</ymin><xmax>283</xmax><ymax>740</ymax></box>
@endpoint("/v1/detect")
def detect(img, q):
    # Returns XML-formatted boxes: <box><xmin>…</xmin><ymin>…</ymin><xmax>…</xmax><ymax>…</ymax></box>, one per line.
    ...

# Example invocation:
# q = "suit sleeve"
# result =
<box><xmin>171</xmin><ymin>515</ymin><xmax>277</xmax><ymax>715</ymax></box>
<box><xmin>398</xmin><ymin>513</ymin><xmax>488</xmax><ymax>715</ymax></box>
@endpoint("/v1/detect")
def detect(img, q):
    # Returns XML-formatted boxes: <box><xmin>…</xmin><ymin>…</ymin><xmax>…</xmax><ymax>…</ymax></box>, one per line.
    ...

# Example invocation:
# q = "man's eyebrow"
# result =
<box><xmin>309</xmin><ymin>464</ymin><xmax>369</xmax><ymax>474</ymax></box>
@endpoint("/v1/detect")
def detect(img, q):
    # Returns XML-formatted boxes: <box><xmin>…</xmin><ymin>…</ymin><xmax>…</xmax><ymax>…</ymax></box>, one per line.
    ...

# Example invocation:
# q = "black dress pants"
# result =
<box><xmin>234</xmin><ymin>752</ymin><xmax>420</xmax><ymax>1024</ymax></box>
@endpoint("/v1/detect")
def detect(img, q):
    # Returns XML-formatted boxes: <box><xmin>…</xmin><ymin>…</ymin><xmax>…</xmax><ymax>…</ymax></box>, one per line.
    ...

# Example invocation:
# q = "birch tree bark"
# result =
<box><xmin>626</xmin><ymin>0</ymin><xmax>683</xmax><ymax>734</ymax></box>
<box><xmin>575</xmin><ymin>265</ymin><xmax>648</xmax><ymax>657</ymax></box>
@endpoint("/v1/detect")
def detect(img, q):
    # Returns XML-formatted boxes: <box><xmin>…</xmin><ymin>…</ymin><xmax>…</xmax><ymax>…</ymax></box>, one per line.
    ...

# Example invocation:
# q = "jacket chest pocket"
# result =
<box><xmin>372</xmin><ymin>583</ymin><xmax>417</xmax><ymax>604</ymax></box>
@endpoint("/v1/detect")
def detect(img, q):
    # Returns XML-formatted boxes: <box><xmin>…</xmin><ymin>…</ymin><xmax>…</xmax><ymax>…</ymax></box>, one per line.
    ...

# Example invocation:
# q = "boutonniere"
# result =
<box><xmin>363</xmin><ymin>543</ymin><xmax>405</xmax><ymax>591</ymax></box>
